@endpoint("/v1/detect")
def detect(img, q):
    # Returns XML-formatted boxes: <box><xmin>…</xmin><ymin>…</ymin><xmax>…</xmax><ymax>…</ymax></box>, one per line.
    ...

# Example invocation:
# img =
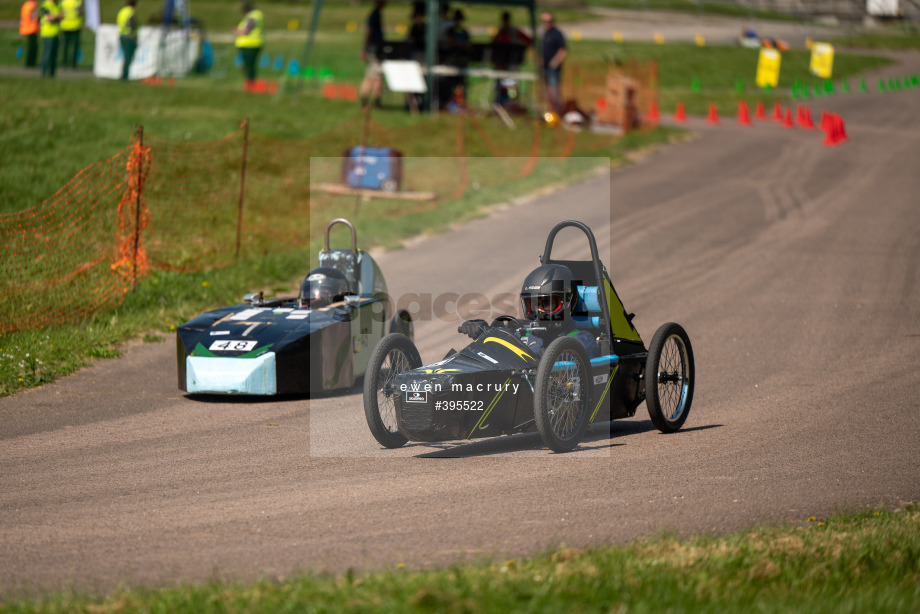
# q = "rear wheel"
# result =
<box><xmin>645</xmin><ymin>322</ymin><xmax>694</xmax><ymax>433</ymax></box>
<box><xmin>534</xmin><ymin>337</ymin><xmax>591</xmax><ymax>452</ymax></box>
<box><xmin>363</xmin><ymin>333</ymin><xmax>422</xmax><ymax>448</ymax></box>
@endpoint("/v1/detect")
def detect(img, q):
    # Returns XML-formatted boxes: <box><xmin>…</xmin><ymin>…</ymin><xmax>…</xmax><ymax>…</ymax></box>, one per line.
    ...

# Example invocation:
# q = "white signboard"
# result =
<box><xmin>382</xmin><ymin>60</ymin><xmax>427</xmax><ymax>93</ymax></box>
<box><xmin>866</xmin><ymin>0</ymin><xmax>898</xmax><ymax>15</ymax></box>
<box><xmin>93</xmin><ymin>24</ymin><xmax>200</xmax><ymax>80</ymax></box>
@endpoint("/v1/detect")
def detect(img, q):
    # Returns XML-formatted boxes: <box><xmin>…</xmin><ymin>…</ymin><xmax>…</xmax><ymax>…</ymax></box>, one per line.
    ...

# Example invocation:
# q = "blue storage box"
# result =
<box><xmin>342</xmin><ymin>146</ymin><xmax>403</xmax><ymax>192</ymax></box>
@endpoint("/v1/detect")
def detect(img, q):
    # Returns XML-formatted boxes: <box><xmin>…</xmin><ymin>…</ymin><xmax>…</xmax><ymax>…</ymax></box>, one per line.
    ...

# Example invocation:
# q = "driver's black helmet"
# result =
<box><xmin>300</xmin><ymin>267</ymin><xmax>349</xmax><ymax>308</ymax></box>
<box><xmin>520</xmin><ymin>264</ymin><xmax>576</xmax><ymax>321</ymax></box>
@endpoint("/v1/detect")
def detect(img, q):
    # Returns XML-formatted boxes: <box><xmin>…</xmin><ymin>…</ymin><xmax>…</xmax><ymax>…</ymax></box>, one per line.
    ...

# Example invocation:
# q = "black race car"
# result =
<box><xmin>363</xmin><ymin>220</ymin><xmax>694</xmax><ymax>452</ymax></box>
<box><xmin>177</xmin><ymin>219</ymin><xmax>412</xmax><ymax>395</ymax></box>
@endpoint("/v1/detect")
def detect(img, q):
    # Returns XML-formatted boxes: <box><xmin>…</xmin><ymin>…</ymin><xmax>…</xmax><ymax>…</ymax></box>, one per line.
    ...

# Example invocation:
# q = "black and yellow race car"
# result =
<box><xmin>176</xmin><ymin>219</ymin><xmax>412</xmax><ymax>395</ymax></box>
<box><xmin>363</xmin><ymin>220</ymin><xmax>694</xmax><ymax>452</ymax></box>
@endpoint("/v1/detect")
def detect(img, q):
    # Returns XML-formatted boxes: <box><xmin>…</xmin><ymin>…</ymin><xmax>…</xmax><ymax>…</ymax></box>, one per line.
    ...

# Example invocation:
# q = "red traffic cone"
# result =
<box><xmin>647</xmin><ymin>100</ymin><xmax>660</xmax><ymax>122</ymax></box>
<box><xmin>706</xmin><ymin>103</ymin><xmax>720</xmax><ymax>124</ymax></box>
<box><xmin>836</xmin><ymin>115</ymin><xmax>848</xmax><ymax>143</ymax></box>
<box><xmin>780</xmin><ymin>108</ymin><xmax>795</xmax><ymax>128</ymax></box>
<box><xmin>737</xmin><ymin>100</ymin><xmax>752</xmax><ymax>126</ymax></box>
<box><xmin>823</xmin><ymin>113</ymin><xmax>848</xmax><ymax>146</ymax></box>
<box><xmin>801</xmin><ymin>107</ymin><xmax>816</xmax><ymax>130</ymax></box>
<box><xmin>673</xmin><ymin>102</ymin><xmax>687</xmax><ymax>122</ymax></box>
<box><xmin>771</xmin><ymin>101</ymin><xmax>783</xmax><ymax>121</ymax></box>
<box><xmin>820</xmin><ymin>110</ymin><xmax>831</xmax><ymax>132</ymax></box>
<box><xmin>755</xmin><ymin>100</ymin><xmax>766</xmax><ymax>120</ymax></box>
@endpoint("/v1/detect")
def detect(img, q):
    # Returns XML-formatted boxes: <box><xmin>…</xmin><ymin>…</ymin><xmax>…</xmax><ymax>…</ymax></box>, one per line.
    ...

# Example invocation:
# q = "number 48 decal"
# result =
<box><xmin>209</xmin><ymin>340</ymin><xmax>258</xmax><ymax>352</ymax></box>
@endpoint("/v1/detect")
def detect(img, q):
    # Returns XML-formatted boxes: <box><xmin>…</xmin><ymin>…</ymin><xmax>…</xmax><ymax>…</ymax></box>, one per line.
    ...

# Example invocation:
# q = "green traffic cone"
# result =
<box><xmin>824</xmin><ymin>79</ymin><xmax>834</xmax><ymax>94</ymax></box>
<box><xmin>691</xmin><ymin>77</ymin><xmax>701</xmax><ymax>93</ymax></box>
<box><xmin>859</xmin><ymin>78</ymin><xmax>867</xmax><ymax>92</ymax></box>
<box><xmin>841</xmin><ymin>79</ymin><xmax>850</xmax><ymax>93</ymax></box>
<box><xmin>878</xmin><ymin>78</ymin><xmax>887</xmax><ymax>92</ymax></box>
<box><xmin>735</xmin><ymin>78</ymin><xmax>744</xmax><ymax>94</ymax></box>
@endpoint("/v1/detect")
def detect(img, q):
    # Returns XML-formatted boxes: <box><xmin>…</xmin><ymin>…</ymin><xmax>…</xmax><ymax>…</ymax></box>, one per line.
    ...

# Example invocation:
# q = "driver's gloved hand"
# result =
<box><xmin>458</xmin><ymin>319</ymin><xmax>488</xmax><ymax>339</ymax></box>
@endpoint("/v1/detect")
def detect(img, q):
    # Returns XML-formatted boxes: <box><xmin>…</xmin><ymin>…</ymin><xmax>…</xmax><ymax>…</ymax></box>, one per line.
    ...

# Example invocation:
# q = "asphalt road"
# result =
<box><xmin>2</xmin><ymin>54</ymin><xmax>919</xmax><ymax>596</ymax></box>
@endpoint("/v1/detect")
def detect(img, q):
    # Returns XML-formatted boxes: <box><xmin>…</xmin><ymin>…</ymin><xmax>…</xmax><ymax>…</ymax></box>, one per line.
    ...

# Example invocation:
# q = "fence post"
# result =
<box><xmin>236</xmin><ymin>118</ymin><xmax>249</xmax><ymax>260</ymax></box>
<box><xmin>133</xmin><ymin>124</ymin><xmax>144</xmax><ymax>289</ymax></box>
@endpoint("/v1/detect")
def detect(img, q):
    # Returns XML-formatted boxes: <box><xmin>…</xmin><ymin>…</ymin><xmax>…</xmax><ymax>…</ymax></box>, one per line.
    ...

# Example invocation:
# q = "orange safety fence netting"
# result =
<box><xmin>1</xmin><ymin>109</ymin><xmax>627</xmax><ymax>334</ymax></box>
<box><xmin>0</xmin><ymin>147</ymin><xmax>135</xmax><ymax>333</ymax></box>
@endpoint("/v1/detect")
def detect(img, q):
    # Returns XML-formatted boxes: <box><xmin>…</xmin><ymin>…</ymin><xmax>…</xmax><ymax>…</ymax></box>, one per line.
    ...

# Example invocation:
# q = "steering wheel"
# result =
<box><xmin>491</xmin><ymin>315</ymin><xmax>519</xmax><ymax>330</ymax></box>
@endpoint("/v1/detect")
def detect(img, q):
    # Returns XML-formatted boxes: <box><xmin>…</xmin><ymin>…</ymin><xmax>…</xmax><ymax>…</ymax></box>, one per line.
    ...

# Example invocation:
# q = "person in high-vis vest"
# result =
<box><xmin>117</xmin><ymin>0</ymin><xmax>137</xmax><ymax>81</ymax></box>
<box><xmin>60</xmin><ymin>0</ymin><xmax>83</xmax><ymax>68</ymax></box>
<box><xmin>38</xmin><ymin>0</ymin><xmax>62</xmax><ymax>78</ymax></box>
<box><xmin>233</xmin><ymin>1</ymin><xmax>263</xmax><ymax>86</ymax></box>
<box><xmin>19</xmin><ymin>0</ymin><xmax>40</xmax><ymax>68</ymax></box>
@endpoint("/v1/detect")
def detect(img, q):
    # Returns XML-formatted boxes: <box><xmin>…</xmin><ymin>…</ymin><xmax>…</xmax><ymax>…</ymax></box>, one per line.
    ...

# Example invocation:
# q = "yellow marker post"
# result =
<box><xmin>695</xmin><ymin>34</ymin><xmax>706</xmax><ymax>46</ymax></box>
<box><xmin>805</xmin><ymin>37</ymin><xmax>814</xmax><ymax>50</ymax></box>
<box><xmin>487</xmin><ymin>26</ymin><xmax>498</xmax><ymax>37</ymax></box>
<box><xmin>287</xmin><ymin>19</ymin><xmax>299</xmax><ymax>31</ymax></box>
<box><xmin>346</xmin><ymin>21</ymin><xmax>357</xmax><ymax>33</ymax></box>
<box><xmin>654</xmin><ymin>31</ymin><xmax>665</xmax><ymax>44</ymax></box>
<box><xmin>571</xmin><ymin>29</ymin><xmax>582</xmax><ymax>41</ymax></box>
<box><xmin>810</xmin><ymin>42</ymin><xmax>834</xmax><ymax>79</ymax></box>
<box><xmin>755</xmin><ymin>47</ymin><xmax>781</xmax><ymax>88</ymax></box>
<box><xmin>612</xmin><ymin>30</ymin><xmax>623</xmax><ymax>42</ymax></box>
<box><xmin>395</xmin><ymin>23</ymin><xmax>407</xmax><ymax>35</ymax></box>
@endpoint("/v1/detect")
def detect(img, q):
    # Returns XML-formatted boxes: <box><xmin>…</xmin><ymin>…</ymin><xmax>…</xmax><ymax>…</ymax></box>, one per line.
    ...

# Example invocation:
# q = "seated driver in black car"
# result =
<box><xmin>458</xmin><ymin>264</ymin><xmax>600</xmax><ymax>359</ymax></box>
<box><xmin>299</xmin><ymin>267</ymin><xmax>349</xmax><ymax>309</ymax></box>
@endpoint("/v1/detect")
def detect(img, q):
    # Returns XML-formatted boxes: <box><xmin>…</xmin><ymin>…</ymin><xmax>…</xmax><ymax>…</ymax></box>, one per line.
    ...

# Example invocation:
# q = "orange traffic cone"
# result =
<box><xmin>647</xmin><ymin>100</ymin><xmax>660</xmax><ymax>122</ymax></box>
<box><xmin>737</xmin><ymin>100</ymin><xmax>752</xmax><ymax>126</ymax></box>
<box><xmin>706</xmin><ymin>103</ymin><xmax>720</xmax><ymax>124</ymax></box>
<box><xmin>780</xmin><ymin>108</ymin><xmax>795</xmax><ymax>128</ymax></box>
<box><xmin>755</xmin><ymin>100</ymin><xmax>766</xmax><ymax>120</ymax></box>
<box><xmin>771</xmin><ymin>101</ymin><xmax>783</xmax><ymax>121</ymax></box>
<box><xmin>673</xmin><ymin>102</ymin><xmax>687</xmax><ymax>122</ymax></box>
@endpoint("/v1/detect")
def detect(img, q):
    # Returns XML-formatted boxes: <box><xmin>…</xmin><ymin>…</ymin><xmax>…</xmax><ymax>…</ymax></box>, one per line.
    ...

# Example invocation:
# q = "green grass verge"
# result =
<box><xmin>831</xmin><ymin>30</ymin><xmax>920</xmax><ymax>50</ymax></box>
<box><xmin>2</xmin><ymin>505</ymin><xmax>918</xmax><ymax>612</ymax></box>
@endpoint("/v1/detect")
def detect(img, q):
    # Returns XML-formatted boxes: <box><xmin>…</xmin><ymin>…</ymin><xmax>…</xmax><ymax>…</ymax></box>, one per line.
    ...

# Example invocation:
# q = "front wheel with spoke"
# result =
<box><xmin>645</xmin><ymin>322</ymin><xmax>695</xmax><ymax>433</ymax></box>
<box><xmin>534</xmin><ymin>337</ymin><xmax>591</xmax><ymax>452</ymax></box>
<box><xmin>363</xmin><ymin>333</ymin><xmax>422</xmax><ymax>448</ymax></box>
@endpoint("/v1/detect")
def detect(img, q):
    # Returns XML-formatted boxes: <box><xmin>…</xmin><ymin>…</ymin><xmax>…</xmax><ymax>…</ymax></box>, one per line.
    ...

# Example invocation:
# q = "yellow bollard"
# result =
<box><xmin>612</xmin><ymin>30</ymin><xmax>623</xmax><ymax>42</ymax></box>
<box><xmin>654</xmin><ymin>32</ymin><xmax>665</xmax><ymax>44</ymax></box>
<box><xmin>695</xmin><ymin>34</ymin><xmax>706</xmax><ymax>46</ymax></box>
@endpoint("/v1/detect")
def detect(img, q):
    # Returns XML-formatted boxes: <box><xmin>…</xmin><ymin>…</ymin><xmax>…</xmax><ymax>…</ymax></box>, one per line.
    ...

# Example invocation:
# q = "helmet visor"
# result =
<box><xmin>522</xmin><ymin>294</ymin><xmax>563</xmax><ymax>319</ymax></box>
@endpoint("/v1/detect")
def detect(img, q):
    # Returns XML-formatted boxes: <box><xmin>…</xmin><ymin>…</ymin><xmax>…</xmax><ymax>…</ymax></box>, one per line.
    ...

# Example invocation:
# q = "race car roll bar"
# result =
<box><xmin>324</xmin><ymin>218</ymin><xmax>358</xmax><ymax>254</ymax></box>
<box><xmin>539</xmin><ymin>220</ymin><xmax>614</xmax><ymax>346</ymax></box>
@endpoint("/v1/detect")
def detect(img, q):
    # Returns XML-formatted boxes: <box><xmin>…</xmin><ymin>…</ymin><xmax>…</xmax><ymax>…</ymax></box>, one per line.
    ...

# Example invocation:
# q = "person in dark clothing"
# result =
<box><xmin>540</xmin><ymin>11</ymin><xmax>566</xmax><ymax>115</ymax></box>
<box><xmin>491</xmin><ymin>11</ymin><xmax>532</xmax><ymax>106</ymax></box>
<box><xmin>360</xmin><ymin>0</ymin><xmax>385</xmax><ymax>109</ymax></box>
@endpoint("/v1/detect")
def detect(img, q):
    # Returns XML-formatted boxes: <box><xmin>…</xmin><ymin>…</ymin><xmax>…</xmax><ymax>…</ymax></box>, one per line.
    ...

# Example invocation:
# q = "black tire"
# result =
<box><xmin>534</xmin><ymin>336</ymin><xmax>592</xmax><ymax>452</ymax></box>
<box><xmin>363</xmin><ymin>333</ymin><xmax>422</xmax><ymax>448</ymax></box>
<box><xmin>645</xmin><ymin>322</ymin><xmax>695</xmax><ymax>433</ymax></box>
